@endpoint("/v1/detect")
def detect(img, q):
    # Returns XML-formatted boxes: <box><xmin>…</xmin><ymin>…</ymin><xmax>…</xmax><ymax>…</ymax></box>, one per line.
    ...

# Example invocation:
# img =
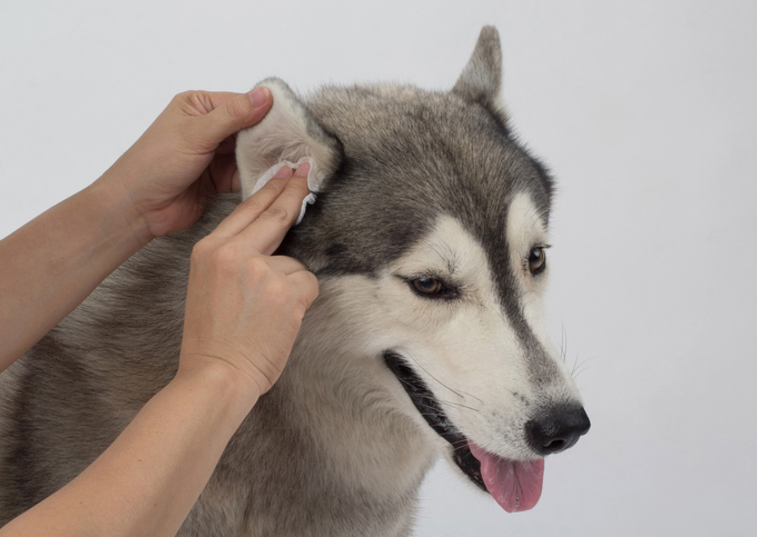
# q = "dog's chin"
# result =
<box><xmin>382</xmin><ymin>351</ymin><xmax>544</xmax><ymax>513</ymax></box>
<box><xmin>381</xmin><ymin>352</ymin><xmax>487</xmax><ymax>490</ymax></box>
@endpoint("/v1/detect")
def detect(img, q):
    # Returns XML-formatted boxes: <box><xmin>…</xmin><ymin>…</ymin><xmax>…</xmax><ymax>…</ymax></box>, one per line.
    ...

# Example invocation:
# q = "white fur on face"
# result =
<box><xmin>310</xmin><ymin>196</ymin><xmax>582</xmax><ymax>463</ymax></box>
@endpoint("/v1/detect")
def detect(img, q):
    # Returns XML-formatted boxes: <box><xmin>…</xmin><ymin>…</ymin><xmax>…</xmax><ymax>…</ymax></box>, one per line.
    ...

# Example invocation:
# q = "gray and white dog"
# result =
<box><xmin>0</xmin><ymin>27</ymin><xmax>589</xmax><ymax>536</ymax></box>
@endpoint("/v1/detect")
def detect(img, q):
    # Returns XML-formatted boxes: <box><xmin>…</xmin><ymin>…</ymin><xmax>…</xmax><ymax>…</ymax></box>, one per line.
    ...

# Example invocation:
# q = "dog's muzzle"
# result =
<box><xmin>382</xmin><ymin>350</ymin><xmax>592</xmax><ymax>508</ymax></box>
<box><xmin>382</xmin><ymin>351</ymin><xmax>487</xmax><ymax>491</ymax></box>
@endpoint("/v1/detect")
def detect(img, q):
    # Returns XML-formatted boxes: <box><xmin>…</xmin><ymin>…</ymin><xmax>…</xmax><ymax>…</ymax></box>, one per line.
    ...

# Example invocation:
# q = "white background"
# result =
<box><xmin>1</xmin><ymin>1</ymin><xmax>756</xmax><ymax>536</ymax></box>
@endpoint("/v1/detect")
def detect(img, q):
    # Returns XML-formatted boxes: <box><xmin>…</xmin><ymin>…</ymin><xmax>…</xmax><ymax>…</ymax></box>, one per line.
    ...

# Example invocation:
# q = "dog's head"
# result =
<box><xmin>237</xmin><ymin>26</ymin><xmax>589</xmax><ymax>513</ymax></box>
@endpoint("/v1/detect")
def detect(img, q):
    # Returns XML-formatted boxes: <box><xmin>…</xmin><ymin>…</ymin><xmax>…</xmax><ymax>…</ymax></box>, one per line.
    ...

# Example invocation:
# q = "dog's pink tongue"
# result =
<box><xmin>468</xmin><ymin>441</ymin><xmax>544</xmax><ymax>513</ymax></box>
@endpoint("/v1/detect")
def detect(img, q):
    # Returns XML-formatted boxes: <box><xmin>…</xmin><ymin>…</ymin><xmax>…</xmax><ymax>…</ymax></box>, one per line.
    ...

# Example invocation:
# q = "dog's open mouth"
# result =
<box><xmin>383</xmin><ymin>351</ymin><xmax>544</xmax><ymax>513</ymax></box>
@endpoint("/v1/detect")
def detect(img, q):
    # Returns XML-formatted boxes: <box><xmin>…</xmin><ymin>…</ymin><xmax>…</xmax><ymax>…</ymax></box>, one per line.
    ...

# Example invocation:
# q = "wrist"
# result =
<box><xmin>174</xmin><ymin>359</ymin><xmax>262</xmax><ymax>421</ymax></box>
<box><xmin>87</xmin><ymin>171</ymin><xmax>156</xmax><ymax>247</ymax></box>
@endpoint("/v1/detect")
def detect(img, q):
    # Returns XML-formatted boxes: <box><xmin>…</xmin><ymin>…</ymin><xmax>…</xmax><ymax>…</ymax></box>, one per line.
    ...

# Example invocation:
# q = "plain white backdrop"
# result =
<box><xmin>1</xmin><ymin>1</ymin><xmax>756</xmax><ymax>536</ymax></box>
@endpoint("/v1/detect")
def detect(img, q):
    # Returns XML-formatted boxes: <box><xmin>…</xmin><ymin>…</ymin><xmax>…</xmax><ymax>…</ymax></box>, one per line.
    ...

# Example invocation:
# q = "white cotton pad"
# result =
<box><xmin>250</xmin><ymin>157</ymin><xmax>318</xmax><ymax>225</ymax></box>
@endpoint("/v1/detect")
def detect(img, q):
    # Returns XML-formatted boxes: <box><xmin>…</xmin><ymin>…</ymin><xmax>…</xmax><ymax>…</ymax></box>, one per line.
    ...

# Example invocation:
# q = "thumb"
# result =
<box><xmin>201</xmin><ymin>87</ymin><xmax>273</xmax><ymax>145</ymax></box>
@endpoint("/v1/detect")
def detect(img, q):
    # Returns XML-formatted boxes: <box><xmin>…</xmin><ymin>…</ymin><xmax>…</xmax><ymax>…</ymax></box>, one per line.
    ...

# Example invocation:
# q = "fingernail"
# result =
<box><xmin>248</xmin><ymin>86</ymin><xmax>270</xmax><ymax>108</ymax></box>
<box><xmin>294</xmin><ymin>162</ymin><xmax>311</xmax><ymax>177</ymax></box>
<box><xmin>274</xmin><ymin>166</ymin><xmax>293</xmax><ymax>179</ymax></box>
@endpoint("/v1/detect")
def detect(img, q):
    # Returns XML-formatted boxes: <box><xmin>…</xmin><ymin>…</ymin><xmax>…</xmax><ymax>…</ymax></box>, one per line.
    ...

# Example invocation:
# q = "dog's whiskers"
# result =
<box><xmin>561</xmin><ymin>323</ymin><xmax>568</xmax><ymax>363</ymax></box>
<box><xmin>403</xmin><ymin>352</ymin><xmax>483</xmax><ymax>406</ymax></box>
<box><xmin>571</xmin><ymin>355</ymin><xmax>596</xmax><ymax>380</ymax></box>
<box><xmin>560</xmin><ymin>327</ymin><xmax>595</xmax><ymax>381</ymax></box>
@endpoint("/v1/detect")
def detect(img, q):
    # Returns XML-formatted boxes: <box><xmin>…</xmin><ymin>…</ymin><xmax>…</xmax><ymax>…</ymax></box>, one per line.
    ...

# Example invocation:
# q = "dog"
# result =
<box><xmin>0</xmin><ymin>26</ymin><xmax>589</xmax><ymax>536</ymax></box>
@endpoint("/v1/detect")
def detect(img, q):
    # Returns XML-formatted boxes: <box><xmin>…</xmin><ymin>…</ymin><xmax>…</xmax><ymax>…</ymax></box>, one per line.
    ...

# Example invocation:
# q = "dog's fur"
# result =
<box><xmin>0</xmin><ymin>27</ymin><xmax>588</xmax><ymax>536</ymax></box>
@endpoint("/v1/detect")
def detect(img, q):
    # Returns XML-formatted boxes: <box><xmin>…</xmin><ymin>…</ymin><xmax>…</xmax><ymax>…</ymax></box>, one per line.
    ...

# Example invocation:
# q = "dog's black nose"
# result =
<box><xmin>525</xmin><ymin>405</ymin><xmax>591</xmax><ymax>456</ymax></box>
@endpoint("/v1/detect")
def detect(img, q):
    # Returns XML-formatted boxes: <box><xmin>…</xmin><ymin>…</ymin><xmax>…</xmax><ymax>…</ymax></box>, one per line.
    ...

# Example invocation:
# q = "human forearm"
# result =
<box><xmin>0</xmin><ymin>178</ymin><xmax>152</xmax><ymax>371</ymax></box>
<box><xmin>0</xmin><ymin>362</ymin><xmax>259</xmax><ymax>537</ymax></box>
<box><xmin>0</xmin><ymin>90</ymin><xmax>315</xmax><ymax>536</ymax></box>
<box><xmin>0</xmin><ymin>166</ymin><xmax>317</xmax><ymax>536</ymax></box>
<box><xmin>0</xmin><ymin>89</ymin><xmax>273</xmax><ymax>373</ymax></box>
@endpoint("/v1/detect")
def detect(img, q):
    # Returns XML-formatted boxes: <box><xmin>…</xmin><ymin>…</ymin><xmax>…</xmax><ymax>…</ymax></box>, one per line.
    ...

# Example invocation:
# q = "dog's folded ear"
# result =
<box><xmin>452</xmin><ymin>26</ymin><xmax>506</xmax><ymax>121</ymax></box>
<box><xmin>236</xmin><ymin>78</ymin><xmax>341</xmax><ymax>204</ymax></box>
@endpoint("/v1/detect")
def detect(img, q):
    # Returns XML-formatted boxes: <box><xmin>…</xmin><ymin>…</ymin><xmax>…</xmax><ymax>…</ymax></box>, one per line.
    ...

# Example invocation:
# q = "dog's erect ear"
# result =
<box><xmin>236</xmin><ymin>78</ymin><xmax>341</xmax><ymax>204</ymax></box>
<box><xmin>452</xmin><ymin>26</ymin><xmax>505</xmax><ymax>120</ymax></box>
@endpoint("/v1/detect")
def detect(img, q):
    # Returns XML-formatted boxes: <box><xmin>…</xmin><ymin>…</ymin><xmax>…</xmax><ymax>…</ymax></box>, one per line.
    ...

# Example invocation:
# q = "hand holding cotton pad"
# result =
<box><xmin>250</xmin><ymin>157</ymin><xmax>318</xmax><ymax>225</ymax></box>
<box><xmin>236</xmin><ymin>79</ymin><xmax>341</xmax><ymax>226</ymax></box>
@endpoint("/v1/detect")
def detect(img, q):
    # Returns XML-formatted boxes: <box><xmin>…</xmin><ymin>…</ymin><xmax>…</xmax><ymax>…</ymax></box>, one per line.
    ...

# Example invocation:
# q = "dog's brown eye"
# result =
<box><xmin>408</xmin><ymin>277</ymin><xmax>458</xmax><ymax>299</ymax></box>
<box><xmin>528</xmin><ymin>247</ymin><xmax>547</xmax><ymax>274</ymax></box>
<box><xmin>412</xmin><ymin>277</ymin><xmax>443</xmax><ymax>294</ymax></box>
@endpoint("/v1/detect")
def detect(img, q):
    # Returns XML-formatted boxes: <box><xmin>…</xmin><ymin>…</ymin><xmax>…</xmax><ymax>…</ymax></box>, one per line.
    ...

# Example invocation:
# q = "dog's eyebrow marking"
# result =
<box><xmin>506</xmin><ymin>192</ymin><xmax>549</xmax><ymax>257</ymax></box>
<box><xmin>429</xmin><ymin>244</ymin><xmax>459</xmax><ymax>275</ymax></box>
<box><xmin>394</xmin><ymin>237</ymin><xmax>460</xmax><ymax>278</ymax></box>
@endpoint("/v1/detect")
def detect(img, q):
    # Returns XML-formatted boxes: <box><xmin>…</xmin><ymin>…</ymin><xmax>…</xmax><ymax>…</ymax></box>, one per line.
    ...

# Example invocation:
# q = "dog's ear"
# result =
<box><xmin>236</xmin><ymin>78</ymin><xmax>341</xmax><ymax>202</ymax></box>
<box><xmin>452</xmin><ymin>26</ymin><xmax>505</xmax><ymax>120</ymax></box>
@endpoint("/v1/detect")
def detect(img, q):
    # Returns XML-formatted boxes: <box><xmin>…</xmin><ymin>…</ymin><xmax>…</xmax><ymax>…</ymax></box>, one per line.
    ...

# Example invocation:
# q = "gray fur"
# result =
<box><xmin>452</xmin><ymin>25</ymin><xmax>506</xmax><ymax>120</ymax></box>
<box><xmin>0</xmin><ymin>27</ymin><xmax>581</xmax><ymax>535</ymax></box>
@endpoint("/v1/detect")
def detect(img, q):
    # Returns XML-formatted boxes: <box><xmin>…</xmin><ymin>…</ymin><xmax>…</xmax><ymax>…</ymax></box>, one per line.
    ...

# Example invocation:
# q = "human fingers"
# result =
<box><xmin>212</xmin><ymin>166</ymin><xmax>294</xmax><ymax>238</ymax></box>
<box><xmin>181</xmin><ymin>91</ymin><xmax>244</xmax><ymax>115</ymax></box>
<box><xmin>267</xmin><ymin>255</ymin><xmax>309</xmax><ymax>275</ymax></box>
<box><xmin>240</xmin><ymin>165</ymin><xmax>312</xmax><ymax>255</ymax></box>
<box><xmin>197</xmin><ymin>87</ymin><xmax>272</xmax><ymax>147</ymax></box>
<box><xmin>286</xmin><ymin>270</ymin><xmax>320</xmax><ymax>312</ymax></box>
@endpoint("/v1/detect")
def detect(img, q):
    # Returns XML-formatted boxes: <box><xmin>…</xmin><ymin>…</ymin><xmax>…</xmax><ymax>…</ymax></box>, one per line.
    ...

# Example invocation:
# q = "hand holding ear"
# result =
<box><xmin>98</xmin><ymin>88</ymin><xmax>273</xmax><ymax>239</ymax></box>
<box><xmin>178</xmin><ymin>162</ymin><xmax>319</xmax><ymax>398</ymax></box>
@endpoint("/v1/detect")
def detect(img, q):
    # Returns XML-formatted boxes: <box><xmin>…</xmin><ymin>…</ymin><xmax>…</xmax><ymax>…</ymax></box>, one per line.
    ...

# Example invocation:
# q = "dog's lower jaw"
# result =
<box><xmin>382</xmin><ymin>351</ymin><xmax>486</xmax><ymax>492</ymax></box>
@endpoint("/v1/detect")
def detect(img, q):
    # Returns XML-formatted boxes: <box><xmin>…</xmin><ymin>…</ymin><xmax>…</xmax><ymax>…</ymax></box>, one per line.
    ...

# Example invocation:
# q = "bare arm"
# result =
<box><xmin>0</xmin><ymin>363</ymin><xmax>256</xmax><ymax>536</ymax></box>
<box><xmin>0</xmin><ymin>165</ymin><xmax>317</xmax><ymax>536</ymax></box>
<box><xmin>0</xmin><ymin>88</ymin><xmax>319</xmax><ymax>535</ymax></box>
<box><xmin>0</xmin><ymin>180</ymin><xmax>151</xmax><ymax>369</ymax></box>
<box><xmin>0</xmin><ymin>87</ymin><xmax>272</xmax><ymax>371</ymax></box>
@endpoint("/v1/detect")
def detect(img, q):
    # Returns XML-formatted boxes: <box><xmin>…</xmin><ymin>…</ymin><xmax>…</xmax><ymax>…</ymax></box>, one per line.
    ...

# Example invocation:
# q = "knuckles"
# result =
<box><xmin>172</xmin><ymin>90</ymin><xmax>211</xmax><ymax>115</ymax></box>
<box><xmin>259</xmin><ymin>205</ymin><xmax>291</xmax><ymax>225</ymax></box>
<box><xmin>191</xmin><ymin>240</ymin><xmax>241</xmax><ymax>272</ymax></box>
<box><xmin>244</xmin><ymin>256</ymin><xmax>274</xmax><ymax>282</ymax></box>
<box><xmin>190</xmin><ymin>238</ymin><xmax>315</xmax><ymax>322</ymax></box>
<box><xmin>223</xmin><ymin>94</ymin><xmax>254</xmax><ymax>124</ymax></box>
<box><xmin>190</xmin><ymin>237</ymin><xmax>215</xmax><ymax>265</ymax></box>
<box><xmin>210</xmin><ymin>244</ymin><xmax>246</xmax><ymax>273</ymax></box>
<box><xmin>236</xmin><ymin>197</ymin><xmax>267</xmax><ymax>218</ymax></box>
<box><xmin>258</xmin><ymin>275</ymin><xmax>291</xmax><ymax>305</ymax></box>
<box><xmin>171</xmin><ymin>90</ymin><xmax>194</xmax><ymax>105</ymax></box>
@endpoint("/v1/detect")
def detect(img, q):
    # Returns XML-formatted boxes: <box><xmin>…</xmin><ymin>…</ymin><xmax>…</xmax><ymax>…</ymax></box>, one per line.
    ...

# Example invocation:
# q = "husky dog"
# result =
<box><xmin>0</xmin><ymin>27</ymin><xmax>589</xmax><ymax>536</ymax></box>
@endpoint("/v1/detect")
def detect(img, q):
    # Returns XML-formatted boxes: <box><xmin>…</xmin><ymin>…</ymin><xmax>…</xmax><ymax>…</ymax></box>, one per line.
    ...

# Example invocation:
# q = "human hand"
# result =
<box><xmin>177</xmin><ymin>162</ymin><xmax>319</xmax><ymax>398</ymax></box>
<box><xmin>100</xmin><ymin>87</ymin><xmax>273</xmax><ymax>239</ymax></box>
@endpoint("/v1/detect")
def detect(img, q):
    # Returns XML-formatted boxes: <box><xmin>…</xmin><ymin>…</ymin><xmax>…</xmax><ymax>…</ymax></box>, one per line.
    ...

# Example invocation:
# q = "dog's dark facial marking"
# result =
<box><xmin>382</xmin><ymin>352</ymin><xmax>486</xmax><ymax>492</ymax></box>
